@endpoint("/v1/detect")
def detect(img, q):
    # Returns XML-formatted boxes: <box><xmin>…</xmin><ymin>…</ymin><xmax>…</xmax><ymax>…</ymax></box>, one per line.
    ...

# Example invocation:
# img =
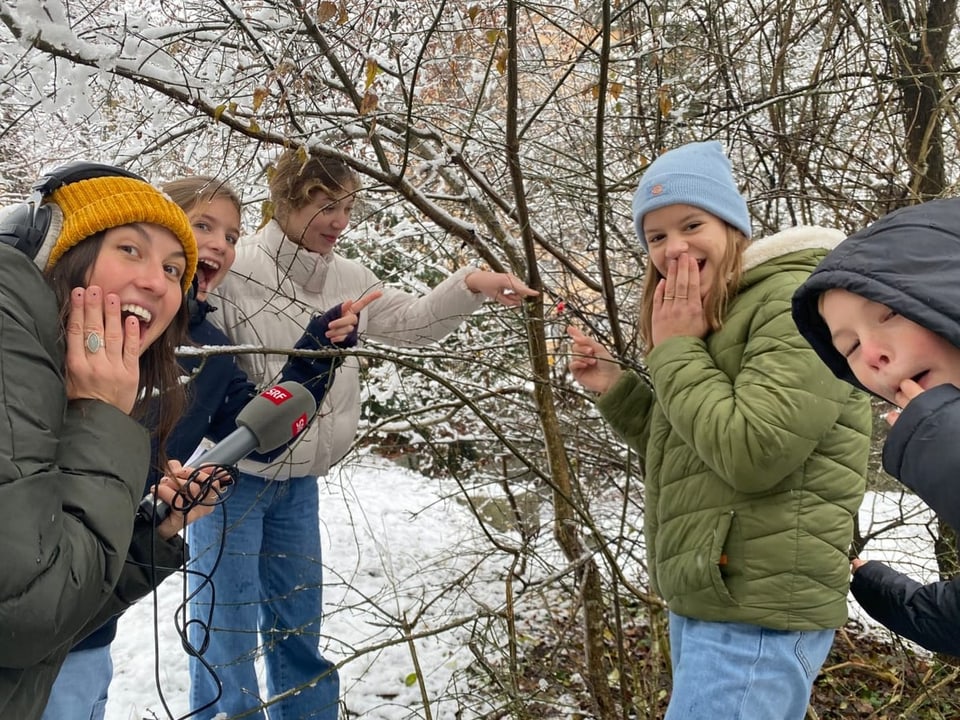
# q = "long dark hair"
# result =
<box><xmin>44</xmin><ymin>232</ymin><xmax>189</xmax><ymax>473</ymax></box>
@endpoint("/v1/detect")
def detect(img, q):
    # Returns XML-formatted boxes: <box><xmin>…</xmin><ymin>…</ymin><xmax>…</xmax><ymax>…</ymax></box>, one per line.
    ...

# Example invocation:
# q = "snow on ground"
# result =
<box><xmin>105</xmin><ymin>457</ymin><xmax>941</xmax><ymax>720</ymax></box>
<box><xmin>107</xmin><ymin>455</ymin><xmax>511</xmax><ymax>720</ymax></box>
<box><xmin>845</xmin><ymin>489</ymin><xmax>940</xmax><ymax>630</ymax></box>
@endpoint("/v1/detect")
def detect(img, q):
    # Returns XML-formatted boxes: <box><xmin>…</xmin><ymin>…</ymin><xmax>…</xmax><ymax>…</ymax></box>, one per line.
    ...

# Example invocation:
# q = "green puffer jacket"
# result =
<box><xmin>0</xmin><ymin>244</ymin><xmax>185</xmax><ymax>719</ymax></box>
<box><xmin>597</xmin><ymin>226</ymin><xmax>870</xmax><ymax>631</ymax></box>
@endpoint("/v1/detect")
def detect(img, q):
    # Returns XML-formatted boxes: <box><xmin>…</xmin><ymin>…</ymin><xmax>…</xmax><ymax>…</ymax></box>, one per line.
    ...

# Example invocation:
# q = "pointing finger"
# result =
<box><xmin>348</xmin><ymin>290</ymin><xmax>383</xmax><ymax>314</ymax></box>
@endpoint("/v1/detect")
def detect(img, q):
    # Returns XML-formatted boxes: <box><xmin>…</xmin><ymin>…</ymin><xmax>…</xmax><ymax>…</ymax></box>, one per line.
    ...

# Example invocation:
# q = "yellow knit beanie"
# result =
<box><xmin>45</xmin><ymin>175</ymin><xmax>198</xmax><ymax>291</ymax></box>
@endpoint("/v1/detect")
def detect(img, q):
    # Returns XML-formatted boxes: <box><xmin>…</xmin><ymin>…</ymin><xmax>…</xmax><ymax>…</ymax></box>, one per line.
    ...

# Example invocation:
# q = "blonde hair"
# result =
<box><xmin>162</xmin><ymin>176</ymin><xmax>242</xmax><ymax>217</ymax></box>
<box><xmin>269</xmin><ymin>149</ymin><xmax>359</xmax><ymax>221</ymax></box>
<box><xmin>638</xmin><ymin>224</ymin><xmax>750</xmax><ymax>351</ymax></box>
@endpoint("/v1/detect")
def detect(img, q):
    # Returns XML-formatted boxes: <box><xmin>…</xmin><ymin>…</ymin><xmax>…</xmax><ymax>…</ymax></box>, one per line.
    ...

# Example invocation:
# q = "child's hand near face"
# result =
<box><xmin>886</xmin><ymin>377</ymin><xmax>925</xmax><ymax>426</ymax></box>
<box><xmin>651</xmin><ymin>254</ymin><xmax>709</xmax><ymax>347</ymax></box>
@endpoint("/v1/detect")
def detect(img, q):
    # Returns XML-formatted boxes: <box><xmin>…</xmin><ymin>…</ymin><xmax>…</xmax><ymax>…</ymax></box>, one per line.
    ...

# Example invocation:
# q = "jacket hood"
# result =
<box><xmin>792</xmin><ymin>197</ymin><xmax>960</xmax><ymax>390</ymax></box>
<box><xmin>742</xmin><ymin>224</ymin><xmax>845</xmax><ymax>274</ymax></box>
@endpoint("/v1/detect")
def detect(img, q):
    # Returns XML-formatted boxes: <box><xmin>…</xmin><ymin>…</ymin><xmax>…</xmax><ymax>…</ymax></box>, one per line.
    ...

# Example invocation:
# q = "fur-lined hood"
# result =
<box><xmin>743</xmin><ymin>225</ymin><xmax>845</xmax><ymax>273</ymax></box>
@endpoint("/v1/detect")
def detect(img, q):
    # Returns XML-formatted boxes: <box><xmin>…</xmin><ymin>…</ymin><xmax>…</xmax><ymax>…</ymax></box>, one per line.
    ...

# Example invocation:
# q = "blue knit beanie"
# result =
<box><xmin>632</xmin><ymin>141</ymin><xmax>751</xmax><ymax>251</ymax></box>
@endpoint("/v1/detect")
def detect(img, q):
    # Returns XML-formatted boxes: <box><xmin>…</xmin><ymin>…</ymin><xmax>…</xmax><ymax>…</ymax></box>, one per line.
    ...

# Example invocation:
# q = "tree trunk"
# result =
<box><xmin>879</xmin><ymin>0</ymin><xmax>959</xmax><ymax>201</ymax></box>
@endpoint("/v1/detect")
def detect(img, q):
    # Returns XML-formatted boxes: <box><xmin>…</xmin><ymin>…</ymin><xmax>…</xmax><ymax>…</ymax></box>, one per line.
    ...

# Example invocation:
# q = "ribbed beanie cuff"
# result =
<box><xmin>47</xmin><ymin>176</ymin><xmax>197</xmax><ymax>291</ymax></box>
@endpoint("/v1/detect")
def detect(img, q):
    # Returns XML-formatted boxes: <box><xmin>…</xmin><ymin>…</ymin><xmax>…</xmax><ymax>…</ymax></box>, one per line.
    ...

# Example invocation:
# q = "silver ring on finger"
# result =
<box><xmin>85</xmin><ymin>331</ymin><xmax>103</xmax><ymax>354</ymax></box>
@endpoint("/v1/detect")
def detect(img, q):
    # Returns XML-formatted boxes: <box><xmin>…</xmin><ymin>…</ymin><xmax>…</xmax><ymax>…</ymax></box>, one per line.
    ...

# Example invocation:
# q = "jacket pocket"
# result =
<box><xmin>708</xmin><ymin>510</ymin><xmax>737</xmax><ymax>605</ymax></box>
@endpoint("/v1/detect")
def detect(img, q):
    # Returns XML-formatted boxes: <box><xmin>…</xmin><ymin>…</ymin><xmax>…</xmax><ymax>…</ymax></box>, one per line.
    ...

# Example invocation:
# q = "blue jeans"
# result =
<box><xmin>187</xmin><ymin>472</ymin><xmax>339</xmax><ymax>720</ymax></box>
<box><xmin>665</xmin><ymin>612</ymin><xmax>834</xmax><ymax>720</ymax></box>
<box><xmin>41</xmin><ymin>644</ymin><xmax>113</xmax><ymax>720</ymax></box>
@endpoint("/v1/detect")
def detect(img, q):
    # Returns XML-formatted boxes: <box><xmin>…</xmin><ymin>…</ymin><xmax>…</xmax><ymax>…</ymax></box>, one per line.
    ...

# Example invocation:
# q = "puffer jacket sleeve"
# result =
<box><xmin>74</xmin><ymin>519</ymin><xmax>186</xmax><ymax>642</ymax></box>
<box><xmin>595</xmin><ymin>370</ymin><xmax>655</xmax><ymax>460</ymax></box>
<box><xmin>364</xmin><ymin>266</ymin><xmax>485</xmax><ymax>346</ymax></box>
<box><xmin>645</xmin><ymin>292</ymin><xmax>853</xmax><ymax>493</ymax></box>
<box><xmin>0</xmin><ymin>250</ymin><xmax>149</xmax><ymax>667</ymax></box>
<box><xmin>851</xmin><ymin>561</ymin><xmax>960</xmax><ymax>655</ymax></box>
<box><xmin>882</xmin><ymin>384</ymin><xmax>960</xmax><ymax>533</ymax></box>
<box><xmin>283</xmin><ymin>304</ymin><xmax>348</xmax><ymax>397</ymax></box>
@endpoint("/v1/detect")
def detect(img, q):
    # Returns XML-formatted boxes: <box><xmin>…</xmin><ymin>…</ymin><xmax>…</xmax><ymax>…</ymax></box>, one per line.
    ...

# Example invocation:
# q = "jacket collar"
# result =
<box><xmin>261</xmin><ymin>219</ymin><xmax>333</xmax><ymax>293</ymax></box>
<box><xmin>189</xmin><ymin>296</ymin><xmax>214</xmax><ymax>328</ymax></box>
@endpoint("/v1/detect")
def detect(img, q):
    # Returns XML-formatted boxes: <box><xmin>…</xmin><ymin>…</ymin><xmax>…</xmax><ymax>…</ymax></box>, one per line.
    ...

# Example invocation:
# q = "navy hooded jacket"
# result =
<box><xmin>792</xmin><ymin>197</ymin><xmax>960</xmax><ymax>655</ymax></box>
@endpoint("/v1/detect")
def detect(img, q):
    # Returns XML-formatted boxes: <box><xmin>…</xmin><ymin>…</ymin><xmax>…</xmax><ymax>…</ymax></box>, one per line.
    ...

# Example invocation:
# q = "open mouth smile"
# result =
<box><xmin>121</xmin><ymin>303</ymin><xmax>153</xmax><ymax>334</ymax></box>
<box><xmin>197</xmin><ymin>258</ymin><xmax>222</xmax><ymax>288</ymax></box>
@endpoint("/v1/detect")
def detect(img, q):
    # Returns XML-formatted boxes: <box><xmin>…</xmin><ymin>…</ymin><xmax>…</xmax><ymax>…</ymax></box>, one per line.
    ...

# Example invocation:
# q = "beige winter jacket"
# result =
<box><xmin>211</xmin><ymin>220</ymin><xmax>484</xmax><ymax>479</ymax></box>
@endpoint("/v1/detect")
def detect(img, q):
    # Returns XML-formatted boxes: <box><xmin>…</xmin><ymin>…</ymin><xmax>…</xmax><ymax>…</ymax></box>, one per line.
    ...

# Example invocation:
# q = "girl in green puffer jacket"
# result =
<box><xmin>568</xmin><ymin>141</ymin><xmax>870</xmax><ymax>720</ymax></box>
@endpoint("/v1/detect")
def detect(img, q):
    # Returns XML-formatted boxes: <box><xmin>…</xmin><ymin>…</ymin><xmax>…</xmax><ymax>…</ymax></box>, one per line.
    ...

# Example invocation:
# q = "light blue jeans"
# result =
<box><xmin>41</xmin><ymin>644</ymin><xmax>113</xmax><ymax>720</ymax></box>
<box><xmin>665</xmin><ymin>612</ymin><xmax>834</xmax><ymax>720</ymax></box>
<box><xmin>187</xmin><ymin>472</ymin><xmax>339</xmax><ymax>720</ymax></box>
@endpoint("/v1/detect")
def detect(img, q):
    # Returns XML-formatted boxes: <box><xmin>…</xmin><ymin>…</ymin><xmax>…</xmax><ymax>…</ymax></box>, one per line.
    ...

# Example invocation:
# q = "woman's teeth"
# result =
<box><xmin>121</xmin><ymin>304</ymin><xmax>152</xmax><ymax>324</ymax></box>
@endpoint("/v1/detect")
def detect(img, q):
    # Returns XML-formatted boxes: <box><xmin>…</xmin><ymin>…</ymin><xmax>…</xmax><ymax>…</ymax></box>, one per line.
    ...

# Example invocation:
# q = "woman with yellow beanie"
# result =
<box><xmin>0</xmin><ymin>164</ymin><xmax>216</xmax><ymax>719</ymax></box>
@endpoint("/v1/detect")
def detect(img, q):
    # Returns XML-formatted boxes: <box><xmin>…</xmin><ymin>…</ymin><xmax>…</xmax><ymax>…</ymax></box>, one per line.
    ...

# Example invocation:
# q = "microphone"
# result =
<box><xmin>138</xmin><ymin>381</ymin><xmax>317</xmax><ymax>524</ymax></box>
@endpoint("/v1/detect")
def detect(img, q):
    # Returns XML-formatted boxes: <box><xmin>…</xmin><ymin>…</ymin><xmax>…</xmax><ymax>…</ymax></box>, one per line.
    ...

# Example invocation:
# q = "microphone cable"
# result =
<box><xmin>129</xmin><ymin>461</ymin><xmax>239</xmax><ymax>720</ymax></box>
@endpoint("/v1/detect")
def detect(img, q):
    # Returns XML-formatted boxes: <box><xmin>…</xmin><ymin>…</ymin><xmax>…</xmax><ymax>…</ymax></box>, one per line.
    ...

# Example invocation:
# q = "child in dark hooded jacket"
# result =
<box><xmin>792</xmin><ymin>196</ymin><xmax>960</xmax><ymax>655</ymax></box>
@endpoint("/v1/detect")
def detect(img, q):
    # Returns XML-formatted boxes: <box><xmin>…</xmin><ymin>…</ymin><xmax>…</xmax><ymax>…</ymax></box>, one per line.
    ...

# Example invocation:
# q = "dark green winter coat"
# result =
<box><xmin>0</xmin><ymin>244</ymin><xmax>185</xmax><ymax>719</ymax></box>
<box><xmin>597</xmin><ymin>227</ymin><xmax>871</xmax><ymax>631</ymax></box>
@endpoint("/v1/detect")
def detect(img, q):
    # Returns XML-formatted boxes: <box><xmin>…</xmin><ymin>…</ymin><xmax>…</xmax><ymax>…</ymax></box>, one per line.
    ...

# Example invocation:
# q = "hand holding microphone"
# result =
<box><xmin>150</xmin><ymin>461</ymin><xmax>225</xmax><ymax>539</ymax></box>
<box><xmin>139</xmin><ymin>381</ymin><xmax>317</xmax><ymax>525</ymax></box>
